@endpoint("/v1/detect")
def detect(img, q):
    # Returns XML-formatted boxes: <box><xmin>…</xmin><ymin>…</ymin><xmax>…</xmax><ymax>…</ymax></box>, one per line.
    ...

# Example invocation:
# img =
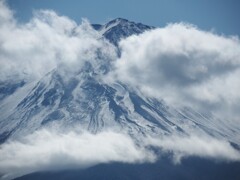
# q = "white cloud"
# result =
<box><xmin>0</xmin><ymin>129</ymin><xmax>239</xmax><ymax>179</ymax></box>
<box><xmin>146</xmin><ymin>134</ymin><xmax>240</xmax><ymax>164</ymax></box>
<box><xmin>0</xmin><ymin>130</ymin><xmax>156</xmax><ymax>180</ymax></box>
<box><xmin>0</xmin><ymin>1</ymin><xmax>14</xmax><ymax>25</ymax></box>
<box><xmin>0</xmin><ymin>1</ymin><xmax>116</xmax><ymax>82</ymax></box>
<box><xmin>111</xmin><ymin>23</ymin><xmax>240</xmax><ymax>122</ymax></box>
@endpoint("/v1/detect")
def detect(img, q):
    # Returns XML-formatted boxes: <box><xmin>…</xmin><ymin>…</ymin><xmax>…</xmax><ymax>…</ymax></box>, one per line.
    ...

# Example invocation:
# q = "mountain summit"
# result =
<box><xmin>92</xmin><ymin>18</ymin><xmax>153</xmax><ymax>45</ymax></box>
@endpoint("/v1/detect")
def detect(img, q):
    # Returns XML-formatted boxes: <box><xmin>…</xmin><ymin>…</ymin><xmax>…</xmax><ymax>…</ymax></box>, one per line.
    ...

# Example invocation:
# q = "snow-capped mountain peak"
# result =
<box><xmin>0</xmin><ymin>18</ymin><xmax>239</xmax><ymax>148</ymax></box>
<box><xmin>92</xmin><ymin>18</ymin><xmax>153</xmax><ymax>45</ymax></box>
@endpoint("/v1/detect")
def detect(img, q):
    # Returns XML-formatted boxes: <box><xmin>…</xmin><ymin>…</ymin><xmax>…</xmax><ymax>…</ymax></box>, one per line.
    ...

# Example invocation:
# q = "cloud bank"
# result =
<box><xmin>0</xmin><ymin>129</ymin><xmax>239</xmax><ymax>179</ymax></box>
<box><xmin>112</xmin><ymin>23</ymin><xmax>240</xmax><ymax>123</ymax></box>
<box><xmin>0</xmin><ymin>129</ymin><xmax>240</xmax><ymax>179</ymax></box>
<box><xmin>146</xmin><ymin>135</ymin><xmax>240</xmax><ymax>164</ymax></box>
<box><xmin>0</xmin><ymin>130</ymin><xmax>155</xmax><ymax>179</ymax></box>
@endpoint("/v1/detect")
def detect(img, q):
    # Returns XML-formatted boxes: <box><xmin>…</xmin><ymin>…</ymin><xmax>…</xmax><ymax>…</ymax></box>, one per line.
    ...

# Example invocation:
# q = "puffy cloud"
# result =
<box><xmin>111</xmin><ymin>23</ymin><xmax>240</xmax><ymax>122</ymax></box>
<box><xmin>0</xmin><ymin>1</ymin><xmax>116</xmax><ymax>82</ymax></box>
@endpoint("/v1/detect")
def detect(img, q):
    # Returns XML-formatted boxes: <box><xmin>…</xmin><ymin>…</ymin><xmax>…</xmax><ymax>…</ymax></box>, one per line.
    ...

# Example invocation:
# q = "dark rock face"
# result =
<box><xmin>0</xmin><ymin>80</ymin><xmax>25</xmax><ymax>101</ymax></box>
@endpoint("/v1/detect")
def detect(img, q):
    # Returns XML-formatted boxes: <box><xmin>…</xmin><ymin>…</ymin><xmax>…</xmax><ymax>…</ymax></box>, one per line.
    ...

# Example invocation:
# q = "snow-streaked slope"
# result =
<box><xmin>0</xmin><ymin>60</ymin><xmax>239</xmax><ymax>145</ymax></box>
<box><xmin>0</xmin><ymin>18</ymin><xmax>239</xmax><ymax>147</ymax></box>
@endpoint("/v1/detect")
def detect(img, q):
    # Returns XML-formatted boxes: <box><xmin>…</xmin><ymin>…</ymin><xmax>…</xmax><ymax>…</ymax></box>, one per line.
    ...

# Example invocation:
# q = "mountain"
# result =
<box><xmin>0</xmin><ymin>18</ymin><xmax>240</xmax><ymax>180</ymax></box>
<box><xmin>0</xmin><ymin>18</ymin><xmax>240</xmax><ymax>179</ymax></box>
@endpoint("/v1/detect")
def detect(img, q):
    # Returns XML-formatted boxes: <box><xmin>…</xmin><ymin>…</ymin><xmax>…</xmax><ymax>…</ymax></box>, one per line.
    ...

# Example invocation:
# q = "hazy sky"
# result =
<box><xmin>7</xmin><ymin>0</ymin><xmax>240</xmax><ymax>36</ymax></box>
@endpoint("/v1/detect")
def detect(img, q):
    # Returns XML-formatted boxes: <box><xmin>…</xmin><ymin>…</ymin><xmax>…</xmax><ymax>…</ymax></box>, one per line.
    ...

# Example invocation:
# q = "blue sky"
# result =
<box><xmin>7</xmin><ymin>0</ymin><xmax>240</xmax><ymax>36</ymax></box>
